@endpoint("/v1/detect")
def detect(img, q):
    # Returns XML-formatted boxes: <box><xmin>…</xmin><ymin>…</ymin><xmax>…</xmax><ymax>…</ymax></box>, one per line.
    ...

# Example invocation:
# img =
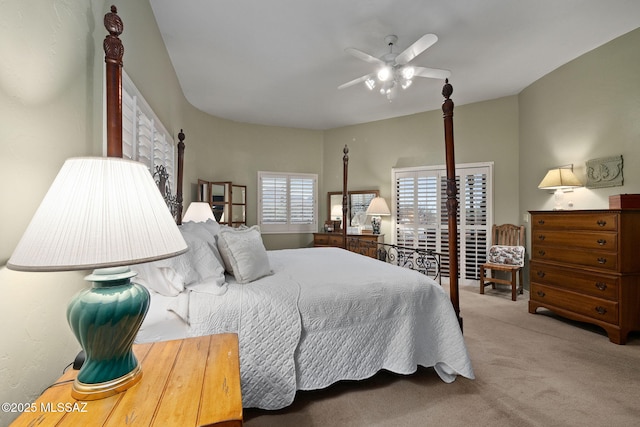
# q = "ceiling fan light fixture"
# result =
<box><xmin>377</xmin><ymin>66</ymin><xmax>392</xmax><ymax>82</ymax></box>
<box><xmin>379</xmin><ymin>80</ymin><xmax>394</xmax><ymax>94</ymax></box>
<box><xmin>339</xmin><ymin>33</ymin><xmax>447</xmax><ymax>100</ymax></box>
<box><xmin>401</xmin><ymin>79</ymin><xmax>413</xmax><ymax>90</ymax></box>
<box><xmin>401</xmin><ymin>66</ymin><xmax>415</xmax><ymax>80</ymax></box>
<box><xmin>364</xmin><ymin>77</ymin><xmax>376</xmax><ymax>90</ymax></box>
<box><xmin>387</xmin><ymin>86</ymin><xmax>398</xmax><ymax>101</ymax></box>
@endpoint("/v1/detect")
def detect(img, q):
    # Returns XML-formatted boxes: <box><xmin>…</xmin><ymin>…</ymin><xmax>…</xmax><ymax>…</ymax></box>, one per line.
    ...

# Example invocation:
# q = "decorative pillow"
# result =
<box><xmin>487</xmin><ymin>245</ymin><xmax>525</xmax><ymax>267</ymax></box>
<box><xmin>179</xmin><ymin>221</ymin><xmax>225</xmax><ymax>268</ymax></box>
<box><xmin>217</xmin><ymin>225</ymin><xmax>272</xmax><ymax>284</ymax></box>
<box><xmin>133</xmin><ymin>224</ymin><xmax>227</xmax><ymax>296</ymax></box>
<box><xmin>181</xmin><ymin>218</ymin><xmax>222</xmax><ymax>242</ymax></box>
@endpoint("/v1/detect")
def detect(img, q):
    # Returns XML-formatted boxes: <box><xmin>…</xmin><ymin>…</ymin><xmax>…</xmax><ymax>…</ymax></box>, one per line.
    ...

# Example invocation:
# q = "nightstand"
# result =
<box><xmin>11</xmin><ymin>334</ymin><xmax>242</xmax><ymax>426</ymax></box>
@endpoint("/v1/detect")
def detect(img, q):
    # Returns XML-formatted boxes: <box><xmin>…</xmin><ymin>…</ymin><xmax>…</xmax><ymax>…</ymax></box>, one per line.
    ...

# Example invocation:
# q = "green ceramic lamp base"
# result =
<box><xmin>67</xmin><ymin>267</ymin><xmax>150</xmax><ymax>400</ymax></box>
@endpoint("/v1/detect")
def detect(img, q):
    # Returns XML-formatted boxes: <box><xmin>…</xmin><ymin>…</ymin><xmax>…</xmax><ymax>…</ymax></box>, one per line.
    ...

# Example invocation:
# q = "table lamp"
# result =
<box><xmin>183</xmin><ymin>201</ymin><xmax>216</xmax><ymax>222</ymax></box>
<box><xmin>538</xmin><ymin>166</ymin><xmax>582</xmax><ymax>210</ymax></box>
<box><xmin>7</xmin><ymin>157</ymin><xmax>187</xmax><ymax>400</ymax></box>
<box><xmin>366</xmin><ymin>197</ymin><xmax>390</xmax><ymax>234</ymax></box>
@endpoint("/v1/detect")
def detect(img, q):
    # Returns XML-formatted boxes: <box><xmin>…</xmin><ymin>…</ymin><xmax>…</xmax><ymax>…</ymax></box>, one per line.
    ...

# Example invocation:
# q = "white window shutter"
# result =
<box><xmin>258</xmin><ymin>172</ymin><xmax>317</xmax><ymax>233</ymax></box>
<box><xmin>393</xmin><ymin>163</ymin><xmax>493</xmax><ymax>283</ymax></box>
<box><xmin>120</xmin><ymin>71</ymin><xmax>175</xmax><ymax>192</ymax></box>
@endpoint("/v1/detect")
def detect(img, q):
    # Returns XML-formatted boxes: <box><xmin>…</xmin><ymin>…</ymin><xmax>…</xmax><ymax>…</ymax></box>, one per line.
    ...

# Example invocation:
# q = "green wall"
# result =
<box><xmin>519</xmin><ymin>27</ymin><xmax>640</xmax><ymax>251</ymax></box>
<box><xmin>322</xmin><ymin>95</ymin><xmax>519</xmax><ymax>239</ymax></box>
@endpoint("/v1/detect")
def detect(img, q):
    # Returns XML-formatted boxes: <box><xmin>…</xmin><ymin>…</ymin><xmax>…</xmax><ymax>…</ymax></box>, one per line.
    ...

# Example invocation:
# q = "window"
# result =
<box><xmin>393</xmin><ymin>163</ymin><xmax>493</xmax><ymax>285</ymax></box>
<box><xmin>258</xmin><ymin>171</ymin><xmax>318</xmax><ymax>233</ymax></box>
<box><xmin>120</xmin><ymin>71</ymin><xmax>175</xmax><ymax>189</ymax></box>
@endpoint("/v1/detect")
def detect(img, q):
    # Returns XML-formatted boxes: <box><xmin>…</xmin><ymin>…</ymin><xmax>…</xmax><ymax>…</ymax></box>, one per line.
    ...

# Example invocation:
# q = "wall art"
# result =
<box><xmin>586</xmin><ymin>155</ymin><xmax>623</xmax><ymax>189</ymax></box>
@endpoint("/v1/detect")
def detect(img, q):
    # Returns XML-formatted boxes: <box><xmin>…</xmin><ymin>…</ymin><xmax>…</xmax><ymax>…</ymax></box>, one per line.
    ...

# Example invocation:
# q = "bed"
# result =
<box><xmin>133</xmin><ymin>224</ymin><xmax>474</xmax><ymax>409</ymax></box>
<box><xmin>102</xmin><ymin>7</ymin><xmax>473</xmax><ymax>411</ymax></box>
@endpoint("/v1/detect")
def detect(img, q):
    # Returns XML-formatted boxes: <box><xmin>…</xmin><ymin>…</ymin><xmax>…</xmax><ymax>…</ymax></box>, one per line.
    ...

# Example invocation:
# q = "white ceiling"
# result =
<box><xmin>149</xmin><ymin>0</ymin><xmax>640</xmax><ymax>130</ymax></box>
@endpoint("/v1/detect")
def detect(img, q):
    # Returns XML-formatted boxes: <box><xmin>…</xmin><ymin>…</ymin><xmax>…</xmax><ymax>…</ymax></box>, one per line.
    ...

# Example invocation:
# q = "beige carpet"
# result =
<box><xmin>244</xmin><ymin>284</ymin><xmax>640</xmax><ymax>427</ymax></box>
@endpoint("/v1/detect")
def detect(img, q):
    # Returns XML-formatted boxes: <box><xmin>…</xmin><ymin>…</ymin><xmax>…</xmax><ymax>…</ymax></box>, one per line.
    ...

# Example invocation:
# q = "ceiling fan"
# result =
<box><xmin>338</xmin><ymin>34</ymin><xmax>451</xmax><ymax>101</ymax></box>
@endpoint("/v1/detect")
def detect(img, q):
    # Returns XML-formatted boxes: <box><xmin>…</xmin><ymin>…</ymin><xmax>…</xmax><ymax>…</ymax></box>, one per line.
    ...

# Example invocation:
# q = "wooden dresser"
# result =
<box><xmin>529</xmin><ymin>210</ymin><xmax>640</xmax><ymax>344</ymax></box>
<box><xmin>313</xmin><ymin>233</ymin><xmax>383</xmax><ymax>258</ymax></box>
<box><xmin>11</xmin><ymin>334</ymin><xmax>242</xmax><ymax>426</ymax></box>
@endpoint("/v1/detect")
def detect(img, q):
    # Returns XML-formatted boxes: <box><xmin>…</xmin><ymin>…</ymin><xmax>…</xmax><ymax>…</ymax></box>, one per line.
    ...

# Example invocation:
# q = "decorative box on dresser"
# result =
<box><xmin>313</xmin><ymin>233</ymin><xmax>383</xmax><ymax>258</ymax></box>
<box><xmin>529</xmin><ymin>210</ymin><xmax>640</xmax><ymax>344</ymax></box>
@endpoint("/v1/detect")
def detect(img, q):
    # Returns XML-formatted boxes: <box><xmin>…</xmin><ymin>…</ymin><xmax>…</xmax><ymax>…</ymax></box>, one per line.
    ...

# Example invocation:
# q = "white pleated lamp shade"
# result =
<box><xmin>7</xmin><ymin>157</ymin><xmax>188</xmax><ymax>272</ymax></box>
<box><xmin>366</xmin><ymin>197</ymin><xmax>391</xmax><ymax>216</ymax></box>
<box><xmin>182</xmin><ymin>202</ymin><xmax>216</xmax><ymax>223</ymax></box>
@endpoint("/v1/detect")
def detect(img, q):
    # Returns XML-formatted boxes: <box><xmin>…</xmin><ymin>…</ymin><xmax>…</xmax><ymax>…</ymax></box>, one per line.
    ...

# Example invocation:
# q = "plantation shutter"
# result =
<box><xmin>395</xmin><ymin>170</ymin><xmax>439</xmax><ymax>252</ymax></box>
<box><xmin>120</xmin><ymin>71</ymin><xmax>175</xmax><ymax>188</ymax></box>
<box><xmin>393</xmin><ymin>163</ymin><xmax>493</xmax><ymax>284</ymax></box>
<box><xmin>258</xmin><ymin>172</ymin><xmax>317</xmax><ymax>233</ymax></box>
<box><xmin>290</xmin><ymin>177</ymin><xmax>315</xmax><ymax>225</ymax></box>
<box><xmin>260</xmin><ymin>175</ymin><xmax>288</xmax><ymax>226</ymax></box>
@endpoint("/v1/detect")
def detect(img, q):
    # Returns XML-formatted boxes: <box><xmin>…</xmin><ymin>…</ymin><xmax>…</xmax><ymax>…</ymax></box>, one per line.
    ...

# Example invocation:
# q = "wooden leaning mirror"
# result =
<box><xmin>327</xmin><ymin>190</ymin><xmax>379</xmax><ymax>228</ymax></box>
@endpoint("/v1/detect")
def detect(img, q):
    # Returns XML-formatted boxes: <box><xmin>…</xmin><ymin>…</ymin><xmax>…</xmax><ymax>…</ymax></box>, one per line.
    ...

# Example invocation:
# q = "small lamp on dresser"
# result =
<box><xmin>330</xmin><ymin>204</ymin><xmax>343</xmax><ymax>231</ymax></box>
<box><xmin>366</xmin><ymin>197</ymin><xmax>390</xmax><ymax>234</ymax></box>
<box><xmin>7</xmin><ymin>157</ymin><xmax>187</xmax><ymax>400</ymax></box>
<box><xmin>538</xmin><ymin>166</ymin><xmax>582</xmax><ymax>210</ymax></box>
<box><xmin>183</xmin><ymin>201</ymin><xmax>216</xmax><ymax>222</ymax></box>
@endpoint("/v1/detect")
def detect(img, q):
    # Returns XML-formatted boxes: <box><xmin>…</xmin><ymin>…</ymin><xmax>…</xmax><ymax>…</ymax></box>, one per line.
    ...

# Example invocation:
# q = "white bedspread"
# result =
<box><xmin>184</xmin><ymin>270</ymin><xmax>302</xmax><ymax>409</ymax></box>
<box><xmin>285</xmin><ymin>248</ymin><xmax>474</xmax><ymax>389</ymax></box>
<box><xmin>143</xmin><ymin>247</ymin><xmax>474</xmax><ymax>410</ymax></box>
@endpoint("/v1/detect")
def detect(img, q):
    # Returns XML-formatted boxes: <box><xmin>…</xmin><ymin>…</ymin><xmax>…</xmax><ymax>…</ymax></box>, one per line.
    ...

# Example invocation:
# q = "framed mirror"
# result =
<box><xmin>197</xmin><ymin>180</ymin><xmax>247</xmax><ymax>226</ymax></box>
<box><xmin>327</xmin><ymin>190</ymin><xmax>379</xmax><ymax>228</ymax></box>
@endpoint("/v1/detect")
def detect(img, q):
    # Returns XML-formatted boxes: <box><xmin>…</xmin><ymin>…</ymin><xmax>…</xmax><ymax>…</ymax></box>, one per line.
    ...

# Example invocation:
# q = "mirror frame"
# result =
<box><xmin>327</xmin><ymin>190</ymin><xmax>379</xmax><ymax>227</ymax></box>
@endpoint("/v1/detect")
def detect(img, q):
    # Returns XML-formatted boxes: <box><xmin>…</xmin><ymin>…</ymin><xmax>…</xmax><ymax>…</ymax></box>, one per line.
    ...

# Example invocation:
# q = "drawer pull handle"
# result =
<box><xmin>538</xmin><ymin>234</ymin><xmax>546</xmax><ymax>241</ymax></box>
<box><xmin>536</xmin><ymin>271</ymin><xmax>546</xmax><ymax>278</ymax></box>
<box><xmin>538</xmin><ymin>219</ymin><xmax>545</xmax><ymax>225</ymax></box>
<box><xmin>597</xmin><ymin>220</ymin><xmax>607</xmax><ymax>227</ymax></box>
<box><xmin>595</xmin><ymin>306</ymin><xmax>607</xmax><ymax>315</ymax></box>
<box><xmin>597</xmin><ymin>257</ymin><xmax>607</xmax><ymax>264</ymax></box>
<box><xmin>597</xmin><ymin>239</ymin><xmax>607</xmax><ymax>246</ymax></box>
<box><xmin>536</xmin><ymin>291</ymin><xmax>546</xmax><ymax>297</ymax></box>
<box><xmin>595</xmin><ymin>282</ymin><xmax>608</xmax><ymax>291</ymax></box>
<box><xmin>538</xmin><ymin>250</ymin><xmax>546</xmax><ymax>256</ymax></box>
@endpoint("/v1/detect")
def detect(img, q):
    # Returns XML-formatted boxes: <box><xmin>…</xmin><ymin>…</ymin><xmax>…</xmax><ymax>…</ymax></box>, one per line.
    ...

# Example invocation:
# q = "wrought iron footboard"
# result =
<box><xmin>346</xmin><ymin>237</ymin><xmax>442</xmax><ymax>284</ymax></box>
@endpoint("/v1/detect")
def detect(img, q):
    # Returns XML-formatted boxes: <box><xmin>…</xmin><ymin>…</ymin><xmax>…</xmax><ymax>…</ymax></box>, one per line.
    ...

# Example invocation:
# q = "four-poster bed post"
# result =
<box><xmin>102</xmin><ymin>6</ymin><xmax>185</xmax><ymax>223</ymax></box>
<box><xmin>442</xmin><ymin>78</ymin><xmax>462</xmax><ymax>330</ymax></box>
<box><xmin>342</xmin><ymin>144</ymin><xmax>349</xmax><ymax>248</ymax></box>
<box><xmin>176</xmin><ymin>129</ymin><xmax>186</xmax><ymax>224</ymax></box>
<box><xmin>103</xmin><ymin>5</ymin><xmax>124</xmax><ymax>158</ymax></box>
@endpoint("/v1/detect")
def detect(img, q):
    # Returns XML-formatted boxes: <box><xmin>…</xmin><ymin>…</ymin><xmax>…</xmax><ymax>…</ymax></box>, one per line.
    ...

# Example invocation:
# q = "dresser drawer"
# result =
<box><xmin>532</xmin><ymin>245</ymin><xmax>618</xmax><ymax>271</ymax></box>
<box><xmin>532</xmin><ymin>230</ymin><xmax>617</xmax><ymax>251</ymax></box>
<box><xmin>530</xmin><ymin>261</ymin><xmax>619</xmax><ymax>300</ymax></box>
<box><xmin>532</xmin><ymin>212</ymin><xmax>618</xmax><ymax>231</ymax></box>
<box><xmin>314</xmin><ymin>233</ymin><xmax>344</xmax><ymax>247</ymax></box>
<box><xmin>531</xmin><ymin>283</ymin><xmax>619</xmax><ymax>324</ymax></box>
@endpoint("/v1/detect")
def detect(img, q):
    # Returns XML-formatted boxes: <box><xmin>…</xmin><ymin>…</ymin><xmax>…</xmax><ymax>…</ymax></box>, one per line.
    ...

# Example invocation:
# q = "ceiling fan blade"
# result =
<box><xmin>338</xmin><ymin>73</ymin><xmax>375</xmax><ymax>90</ymax></box>
<box><xmin>395</xmin><ymin>34</ymin><xmax>438</xmax><ymax>65</ymax></box>
<box><xmin>345</xmin><ymin>47</ymin><xmax>385</xmax><ymax>65</ymax></box>
<box><xmin>414</xmin><ymin>66</ymin><xmax>451</xmax><ymax>79</ymax></box>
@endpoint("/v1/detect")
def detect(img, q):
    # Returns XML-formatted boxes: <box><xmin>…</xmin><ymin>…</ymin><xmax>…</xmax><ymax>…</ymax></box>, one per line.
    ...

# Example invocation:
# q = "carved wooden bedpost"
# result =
<box><xmin>104</xmin><ymin>5</ymin><xmax>124</xmax><ymax>157</ymax></box>
<box><xmin>342</xmin><ymin>145</ymin><xmax>349</xmax><ymax>249</ymax></box>
<box><xmin>176</xmin><ymin>129</ymin><xmax>186</xmax><ymax>225</ymax></box>
<box><xmin>442</xmin><ymin>79</ymin><xmax>462</xmax><ymax>330</ymax></box>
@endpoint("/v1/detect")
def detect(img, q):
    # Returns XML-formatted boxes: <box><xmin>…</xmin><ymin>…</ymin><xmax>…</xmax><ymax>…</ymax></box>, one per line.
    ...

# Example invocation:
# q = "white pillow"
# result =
<box><xmin>217</xmin><ymin>225</ymin><xmax>272</xmax><ymax>284</ymax></box>
<box><xmin>133</xmin><ymin>224</ymin><xmax>227</xmax><ymax>296</ymax></box>
<box><xmin>133</xmin><ymin>261</ymin><xmax>185</xmax><ymax>297</ymax></box>
<box><xmin>180</xmin><ymin>220</ymin><xmax>225</xmax><ymax>267</ymax></box>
